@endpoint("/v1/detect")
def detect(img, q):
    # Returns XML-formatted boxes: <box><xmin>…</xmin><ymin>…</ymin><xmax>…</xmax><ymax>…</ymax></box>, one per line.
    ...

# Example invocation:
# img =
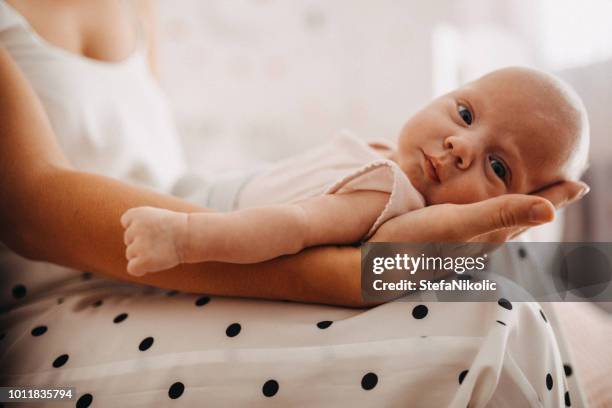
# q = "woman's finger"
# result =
<box><xmin>449</xmin><ymin>194</ymin><xmax>555</xmax><ymax>241</ymax></box>
<box><xmin>533</xmin><ymin>180</ymin><xmax>589</xmax><ymax>209</ymax></box>
<box><xmin>370</xmin><ymin>193</ymin><xmax>555</xmax><ymax>243</ymax></box>
<box><xmin>474</xmin><ymin>181</ymin><xmax>590</xmax><ymax>242</ymax></box>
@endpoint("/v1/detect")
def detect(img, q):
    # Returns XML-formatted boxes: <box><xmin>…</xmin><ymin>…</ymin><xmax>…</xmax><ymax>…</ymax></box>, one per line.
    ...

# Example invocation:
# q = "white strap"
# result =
<box><xmin>0</xmin><ymin>1</ymin><xmax>27</xmax><ymax>33</ymax></box>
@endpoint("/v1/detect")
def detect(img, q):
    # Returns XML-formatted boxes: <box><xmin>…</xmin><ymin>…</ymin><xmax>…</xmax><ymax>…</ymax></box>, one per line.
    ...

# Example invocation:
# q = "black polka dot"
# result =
<box><xmin>262</xmin><ymin>379</ymin><xmax>279</xmax><ymax>397</ymax></box>
<box><xmin>458</xmin><ymin>369</ymin><xmax>469</xmax><ymax>384</ymax></box>
<box><xmin>31</xmin><ymin>326</ymin><xmax>47</xmax><ymax>336</ymax></box>
<box><xmin>81</xmin><ymin>272</ymin><xmax>92</xmax><ymax>280</ymax></box>
<box><xmin>518</xmin><ymin>247</ymin><xmax>527</xmax><ymax>258</ymax></box>
<box><xmin>496</xmin><ymin>320</ymin><xmax>506</xmax><ymax>326</ymax></box>
<box><xmin>565</xmin><ymin>391</ymin><xmax>571</xmax><ymax>406</ymax></box>
<box><xmin>497</xmin><ymin>298</ymin><xmax>513</xmax><ymax>310</ymax></box>
<box><xmin>12</xmin><ymin>284</ymin><xmax>26</xmax><ymax>299</ymax></box>
<box><xmin>361</xmin><ymin>372</ymin><xmax>378</xmax><ymax>390</ymax></box>
<box><xmin>76</xmin><ymin>393</ymin><xmax>93</xmax><ymax>408</ymax></box>
<box><xmin>563</xmin><ymin>364</ymin><xmax>573</xmax><ymax>377</ymax></box>
<box><xmin>113</xmin><ymin>313</ymin><xmax>128</xmax><ymax>324</ymax></box>
<box><xmin>412</xmin><ymin>305</ymin><xmax>428</xmax><ymax>319</ymax></box>
<box><xmin>92</xmin><ymin>300</ymin><xmax>103</xmax><ymax>307</ymax></box>
<box><xmin>546</xmin><ymin>373</ymin><xmax>553</xmax><ymax>390</ymax></box>
<box><xmin>195</xmin><ymin>296</ymin><xmax>210</xmax><ymax>306</ymax></box>
<box><xmin>166</xmin><ymin>290</ymin><xmax>179</xmax><ymax>297</ymax></box>
<box><xmin>139</xmin><ymin>336</ymin><xmax>154</xmax><ymax>351</ymax></box>
<box><xmin>57</xmin><ymin>297</ymin><xmax>64</xmax><ymax>304</ymax></box>
<box><xmin>540</xmin><ymin>309</ymin><xmax>548</xmax><ymax>323</ymax></box>
<box><xmin>168</xmin><ymin>382</ymin><xmax>184</xmax><ymax>399</ymax></box>
<box><xmin>226</xmin><ymin>323</ymin><xmax>241</xmax><ymax>337</ymax></box>
<box><xmin>53</xmin><ymin>354</ymin><xmax>69</xmax><ymax>368</ymax></box>
<box><xmin>317</xmin><ymin>320</ymin><xmax>333</xmax><ymax>329</ymax></box>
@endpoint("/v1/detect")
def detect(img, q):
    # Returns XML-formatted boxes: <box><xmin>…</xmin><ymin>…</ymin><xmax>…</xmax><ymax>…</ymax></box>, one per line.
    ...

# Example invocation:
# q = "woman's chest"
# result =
<box><xmin>5</xmin><ymin>0</ymin><xmax>137</xmax><ymax>63</ymax></box>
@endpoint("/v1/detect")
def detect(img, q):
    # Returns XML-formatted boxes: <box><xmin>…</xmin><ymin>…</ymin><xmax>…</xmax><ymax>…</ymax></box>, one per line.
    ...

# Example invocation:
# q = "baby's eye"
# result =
<box><xmin>457</xmin><ymin>104</ymin><xmax>473</xmax><ymax>125</ymax></box>
<box><xmin>489</xmin><ymin>157</ymin><xmax>507</xmax><ymax>181</ymax></box>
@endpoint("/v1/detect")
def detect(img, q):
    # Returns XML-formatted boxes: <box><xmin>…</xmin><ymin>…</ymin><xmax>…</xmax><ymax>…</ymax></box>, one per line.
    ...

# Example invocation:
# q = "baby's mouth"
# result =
<box><xmin>421</xmin><ymin>150</ymin><xmax>441</xmax><ymax>184</ymax></box>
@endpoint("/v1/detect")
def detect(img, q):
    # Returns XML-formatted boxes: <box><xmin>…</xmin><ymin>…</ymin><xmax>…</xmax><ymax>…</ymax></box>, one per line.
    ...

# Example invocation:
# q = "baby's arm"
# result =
<box><xmin>121</xmin><ymin>191</ymin><xmax>389</xmax><ymax>275</ymax></box>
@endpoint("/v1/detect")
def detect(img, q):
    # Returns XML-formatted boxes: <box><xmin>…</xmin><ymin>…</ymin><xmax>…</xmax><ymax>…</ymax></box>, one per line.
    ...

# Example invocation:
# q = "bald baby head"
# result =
<box><xmin>395</xmin><ymin>66</ymin><xmax>590</xmax><ymax>205</ymax></box>
<box><xmin>471</xmin><ymin>67</ymin><xmax>589</xmax><ymax>182</ymax></box>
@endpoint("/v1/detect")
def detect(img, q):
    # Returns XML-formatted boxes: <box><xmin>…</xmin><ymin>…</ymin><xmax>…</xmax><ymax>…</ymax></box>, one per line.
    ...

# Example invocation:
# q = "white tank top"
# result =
<box><xmin>0</xmin><ymin>1</ymin><xmax>186</xmax><ymax>191</ymax></box>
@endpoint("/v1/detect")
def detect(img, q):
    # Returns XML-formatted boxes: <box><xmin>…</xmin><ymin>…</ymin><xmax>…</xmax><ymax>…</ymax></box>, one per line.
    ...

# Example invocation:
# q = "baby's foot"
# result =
<box><xmin>120</xmin><ymin>207</ymin><xmax>188</xmax><ymax>276</ymax></box>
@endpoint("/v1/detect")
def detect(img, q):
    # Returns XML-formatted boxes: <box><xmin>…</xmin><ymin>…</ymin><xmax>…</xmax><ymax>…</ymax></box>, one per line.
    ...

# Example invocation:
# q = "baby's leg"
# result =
<box><xmin>121</xmin><ymin>207</ymin><xmax>188</xmax><ymax>276</ymax></box>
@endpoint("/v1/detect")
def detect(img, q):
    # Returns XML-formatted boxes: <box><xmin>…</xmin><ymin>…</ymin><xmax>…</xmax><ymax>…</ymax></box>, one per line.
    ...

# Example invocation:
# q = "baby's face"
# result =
<box><xmin>395</xmin><ymin>70</ymin><xmax>580</xmax><ymax>205</ymax></box>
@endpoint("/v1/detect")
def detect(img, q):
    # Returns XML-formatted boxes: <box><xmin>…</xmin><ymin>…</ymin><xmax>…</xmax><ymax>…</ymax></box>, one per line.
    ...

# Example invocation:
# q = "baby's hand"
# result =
<box><xmin>120</xmin><ymin>207</ymin><xmax>188</xmax><ymax>276</ymax></box>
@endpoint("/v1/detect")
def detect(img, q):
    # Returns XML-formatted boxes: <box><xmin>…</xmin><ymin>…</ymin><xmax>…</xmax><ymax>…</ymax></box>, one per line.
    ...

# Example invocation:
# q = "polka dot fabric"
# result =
<box><xmin>0</xmin><ymin>278</ymin><xmax>573</xmax><ymax>407</ymax></box>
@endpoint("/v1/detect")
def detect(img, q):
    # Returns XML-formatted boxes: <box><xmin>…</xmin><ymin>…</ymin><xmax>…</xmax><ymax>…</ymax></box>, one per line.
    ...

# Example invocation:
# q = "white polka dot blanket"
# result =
<box><xmin>0</xmin><ymin>272</ymin><xmax>578</xmax><ymax>407</ymax></box>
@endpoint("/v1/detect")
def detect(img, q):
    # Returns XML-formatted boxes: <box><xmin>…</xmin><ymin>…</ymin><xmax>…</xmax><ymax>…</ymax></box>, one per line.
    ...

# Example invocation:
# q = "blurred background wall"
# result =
<box><xmin>155</xmin><ymin>0</ymin><xmax>612</xmax><ymax>239</ymax></box>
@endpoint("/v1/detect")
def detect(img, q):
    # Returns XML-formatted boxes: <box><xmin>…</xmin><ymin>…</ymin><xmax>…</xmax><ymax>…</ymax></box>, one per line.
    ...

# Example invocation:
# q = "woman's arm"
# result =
<box><xmin>0</xmin><ymin>46</ymin><xmax>362</xmax><ymax>306</ymax></box>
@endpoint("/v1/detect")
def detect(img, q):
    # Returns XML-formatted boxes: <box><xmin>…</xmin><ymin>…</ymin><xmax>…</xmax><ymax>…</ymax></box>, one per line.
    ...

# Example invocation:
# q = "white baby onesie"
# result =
<box><xmin>237</xmin><ymin>131</ymin><xmax>425</xmax><ymax>239</ymax></box>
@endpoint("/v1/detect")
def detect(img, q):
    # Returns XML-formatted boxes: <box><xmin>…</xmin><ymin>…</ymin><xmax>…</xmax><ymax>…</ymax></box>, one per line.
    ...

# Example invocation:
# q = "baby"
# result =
<box><xmin>121</xmin><ymin>67</ymin><xmax>589</xmax><ymax>276</ymax></box>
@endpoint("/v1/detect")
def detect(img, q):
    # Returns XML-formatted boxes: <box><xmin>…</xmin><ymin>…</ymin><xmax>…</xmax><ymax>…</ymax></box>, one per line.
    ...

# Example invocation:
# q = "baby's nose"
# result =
<box><xmin>444</xmin><ymin>135</ymin><xmax>475</xmax><ymax>170</ymax></box>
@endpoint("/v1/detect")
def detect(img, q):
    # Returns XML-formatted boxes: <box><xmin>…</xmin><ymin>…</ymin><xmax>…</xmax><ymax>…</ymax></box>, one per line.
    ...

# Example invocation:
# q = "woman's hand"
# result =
<box><xmin>369</xmin><ymin>180</ymin><xmax>589</xmax><ymax>243</ymax></box>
